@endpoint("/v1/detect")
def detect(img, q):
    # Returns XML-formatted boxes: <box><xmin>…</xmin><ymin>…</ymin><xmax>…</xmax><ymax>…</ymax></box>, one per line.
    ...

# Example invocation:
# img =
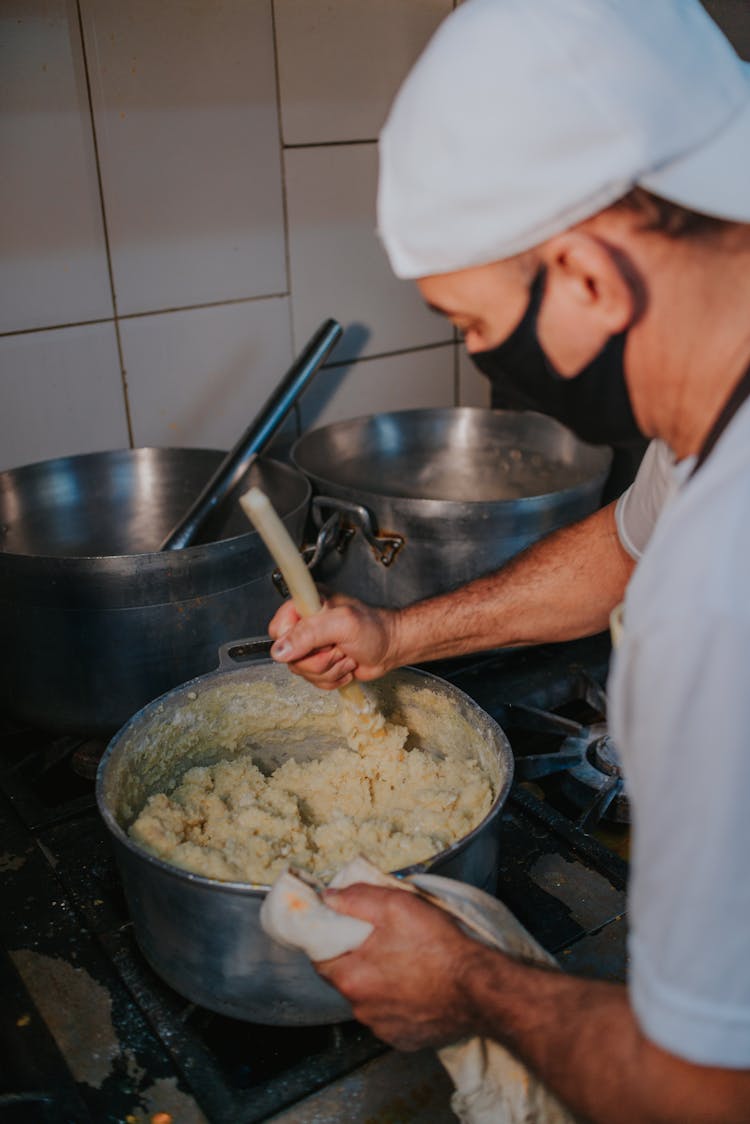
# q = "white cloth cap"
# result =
<box><xmin>378</xmin><ymin>0</ymin><xmax>750</xmax><ymax>279</ymax></box>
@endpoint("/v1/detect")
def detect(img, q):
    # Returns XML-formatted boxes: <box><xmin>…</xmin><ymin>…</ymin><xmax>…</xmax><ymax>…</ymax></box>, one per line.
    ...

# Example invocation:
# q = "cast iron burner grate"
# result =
<box><xmin>0</xmin><ymin>719</ymin><xmax>103</xmax><ymax>832</ymax></box>
<box><xmin>501</xmin><ymin>671</ymin><xmax>629</xmax><ymax>829</ymax></box>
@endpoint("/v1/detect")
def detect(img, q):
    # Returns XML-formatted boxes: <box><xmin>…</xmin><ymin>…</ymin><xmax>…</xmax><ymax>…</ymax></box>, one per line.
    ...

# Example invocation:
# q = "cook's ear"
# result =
<box><xmin>543</xmin><ymin>232</ymin><xmax>636</xmax><ymax>333</ymax></box>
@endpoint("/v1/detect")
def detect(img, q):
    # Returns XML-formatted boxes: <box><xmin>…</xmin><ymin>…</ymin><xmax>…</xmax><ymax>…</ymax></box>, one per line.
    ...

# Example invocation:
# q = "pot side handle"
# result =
<box><xmin>217</xmin><ymin>636</ymin><xmax>272</xmax><ymax>670</ymax></box>
<box><xmin>270</xmin><ymin>498</ymin><xmax>405</xmax><ymax>599</ymax></box>
<box><xmin>311</xmin><ymin>496</ymin><xmax>405</xmax><ymax>568</ymax></box>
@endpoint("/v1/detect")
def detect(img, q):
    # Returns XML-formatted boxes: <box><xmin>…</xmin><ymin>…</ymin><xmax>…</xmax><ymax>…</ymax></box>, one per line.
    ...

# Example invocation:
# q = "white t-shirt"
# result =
<box><xmin>614</xmin><ymin>439</ymin><xmax>684</xmax><ymax>560</ymax></box>
<box><xmin>609</xmin><ymin>403</ymin><xmax>750</xmax><ymax>1067</ymax></box>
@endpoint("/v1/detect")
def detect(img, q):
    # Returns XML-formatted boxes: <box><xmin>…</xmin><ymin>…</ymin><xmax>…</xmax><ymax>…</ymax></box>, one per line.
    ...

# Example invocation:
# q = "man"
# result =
<box><xmin>267</xmin><ymin>2</ymin><xmax>750</xmax><ymax>1120</ymax></box>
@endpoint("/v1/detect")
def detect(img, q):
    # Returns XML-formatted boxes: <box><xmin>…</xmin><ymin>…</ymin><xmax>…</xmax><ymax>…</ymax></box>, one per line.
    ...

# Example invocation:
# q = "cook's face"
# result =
<box><xmin>417</xmin><ymin>259</ymin><xmax>533</xmax><ymax>353</ymax></box>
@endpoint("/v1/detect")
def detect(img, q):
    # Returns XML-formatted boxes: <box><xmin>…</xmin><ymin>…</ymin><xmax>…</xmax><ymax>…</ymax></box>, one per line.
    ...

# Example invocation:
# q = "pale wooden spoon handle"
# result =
<box><xmin>239</xmin><ymin>486</ymin><xmax>375</xmax><ymax>717</ymax></box>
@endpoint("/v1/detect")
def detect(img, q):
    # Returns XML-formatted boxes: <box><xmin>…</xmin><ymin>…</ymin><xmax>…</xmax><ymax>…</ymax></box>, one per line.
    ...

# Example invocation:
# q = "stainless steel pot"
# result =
<box><xmin>0</xmin><ymin>450</ymin><xmax>309</xmax><ymax>734</ymax></box>
<box><xmin>292</xmin><ymin>407</ymin><xmax>613</xmax><ymax>607</ymax></box>
<box><xmin>96</xmin><ymin>641</ymin><xmax>514</xmax><ymax>1025</ymax></box>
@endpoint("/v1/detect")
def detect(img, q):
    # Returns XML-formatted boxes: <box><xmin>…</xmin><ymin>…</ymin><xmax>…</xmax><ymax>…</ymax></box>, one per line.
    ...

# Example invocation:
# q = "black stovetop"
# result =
<box><xmin>0</xmin><ymin>634</ymin><xmax>628</xmax><ymax>1124</ymax></box>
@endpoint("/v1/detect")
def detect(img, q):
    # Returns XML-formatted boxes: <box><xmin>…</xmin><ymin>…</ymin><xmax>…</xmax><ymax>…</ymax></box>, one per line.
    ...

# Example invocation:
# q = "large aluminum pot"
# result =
<box><xmin>96</xmin><ymin>641</ymin><xmax>514</xmax><ymax>1025</ymax></box>
<box><xmin>292</xmin><ymin>407</ymin><xmax>613</xmax><ymax>607</ymax></box>
<box><xmin>0</xmin><ymin>449</ymin><xmax>309</xmax><ymax>735</ymax></box>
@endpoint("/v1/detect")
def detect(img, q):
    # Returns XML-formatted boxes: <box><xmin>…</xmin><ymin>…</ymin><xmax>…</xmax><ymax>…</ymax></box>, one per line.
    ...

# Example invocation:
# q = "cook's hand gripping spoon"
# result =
<box><xmin>240</xmin><ymin>487</ymin><xmax>386</xmax><ymax>739</ymax></box>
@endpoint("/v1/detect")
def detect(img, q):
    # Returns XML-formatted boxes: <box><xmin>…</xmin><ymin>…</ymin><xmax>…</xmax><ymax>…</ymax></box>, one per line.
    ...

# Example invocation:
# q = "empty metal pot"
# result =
<box><xmin>292</xmin><ymin>408</ymin><xmax>613</xmax><ymax>607</ymax></box>
<box><xmin>0</xmin><ymin>450</ymin><xmax>309</xmax><ymax>734</ymax></box>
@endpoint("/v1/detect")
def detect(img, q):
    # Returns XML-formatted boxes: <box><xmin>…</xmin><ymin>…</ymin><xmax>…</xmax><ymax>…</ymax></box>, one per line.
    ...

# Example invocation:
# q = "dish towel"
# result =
<box><xmin>261</xmin><ymin>858</ymin><xmax>579</xmax><ymax>1124</ymax></box>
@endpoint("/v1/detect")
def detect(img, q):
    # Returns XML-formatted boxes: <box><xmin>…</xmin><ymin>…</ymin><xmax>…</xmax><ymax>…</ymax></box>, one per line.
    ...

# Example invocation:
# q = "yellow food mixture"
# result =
<box><xmin>129</xmin><ymin>722</ymin><xmax>493</xmax><ymax>884</ymax></box>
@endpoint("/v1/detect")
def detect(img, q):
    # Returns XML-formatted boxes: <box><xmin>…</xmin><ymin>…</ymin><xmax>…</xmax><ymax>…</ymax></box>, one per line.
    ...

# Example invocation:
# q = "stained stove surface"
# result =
<box><xmin>0</xmin><ymin>634</ymin><xmax>628</xmax><ymax>1124</ymax></box>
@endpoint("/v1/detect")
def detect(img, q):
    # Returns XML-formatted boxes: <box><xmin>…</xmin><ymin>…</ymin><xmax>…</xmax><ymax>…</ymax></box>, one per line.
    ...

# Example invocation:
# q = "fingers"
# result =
<box><xmin>270</xmin><ymin>608</ymin><xmax>353</xmax><ymax>662</ymax></box>
<box><xmin>313</xmin><ymin>886</ymin><xmax>484</xmax><ymax>1050</ymax></box>
<box><xmin>267</xmin><ymin>595</ymin><xmax>396</xmax><ymax>688</ymax></box>
<box><xmin>322</xmin><ymin>884</ymin><xmax>407</xmax><ymax>926</ymax></box>
<box><xmin>324</xmin><ymin>884</ymin><xmax>460</xmax><ymax>941</ymax></box>
<box><xmin>286</xmin><ymin>651</ymin><xmax>357</xmax><ymax>690</ymax></box>
<box><xmin>268</xmin><ymin>600</ymin><xmax>301</xmax><ymax>641</ymax></box>
<box><xmin>269</xmin><ymin>592</ymin><xmax>351</xmax><ymax>645</ymax></box>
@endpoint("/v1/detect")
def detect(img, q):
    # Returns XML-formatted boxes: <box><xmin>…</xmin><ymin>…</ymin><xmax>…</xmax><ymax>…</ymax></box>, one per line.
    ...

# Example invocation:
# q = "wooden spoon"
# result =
<box><xmin>240</xmin><ymin>486</ymin><xmax>386</xmax><ymax>738</ymax></box>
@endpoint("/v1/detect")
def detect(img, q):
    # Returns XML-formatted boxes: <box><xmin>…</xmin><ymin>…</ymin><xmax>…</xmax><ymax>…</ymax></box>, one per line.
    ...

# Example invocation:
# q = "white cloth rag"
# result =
<box><xmin>261</xmin><ymin>858</ymin><xmax>579</xmax><ymax>1124</ymax></box>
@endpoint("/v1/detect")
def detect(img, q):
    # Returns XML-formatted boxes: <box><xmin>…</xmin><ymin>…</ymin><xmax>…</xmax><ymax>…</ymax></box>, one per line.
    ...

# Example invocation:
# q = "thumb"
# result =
<box><xmin>268</xmin><ymin>599</ymin><xmax>301</xmax><ymax>640</ymax></box>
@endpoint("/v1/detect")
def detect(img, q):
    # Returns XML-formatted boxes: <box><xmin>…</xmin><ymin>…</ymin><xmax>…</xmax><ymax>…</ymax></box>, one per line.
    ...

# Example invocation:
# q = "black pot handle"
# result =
<box><xmin>217</xmin><ymin>636</ymin><xmax>272</xmax><ymax>670</ymax></box>
<box><xmin>161</xmin><ymin>319</ymin><xmax>342</xmax><ymax>550</ymax></box>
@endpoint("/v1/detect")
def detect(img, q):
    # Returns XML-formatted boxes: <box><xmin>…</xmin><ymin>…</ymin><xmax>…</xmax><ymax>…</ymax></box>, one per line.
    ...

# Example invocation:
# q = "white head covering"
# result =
<box><xmin>377</xmin><ymin>0</ymin><xmax>750</xmax><ymax>279</ymax></box>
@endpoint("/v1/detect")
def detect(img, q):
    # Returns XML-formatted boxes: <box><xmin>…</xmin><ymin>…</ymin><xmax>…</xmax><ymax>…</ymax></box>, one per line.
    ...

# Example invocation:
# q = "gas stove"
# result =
<box><xmin>0</xmin><ymin>633</ymin><xmax>627</xmax><ymax>1124</ymax></box>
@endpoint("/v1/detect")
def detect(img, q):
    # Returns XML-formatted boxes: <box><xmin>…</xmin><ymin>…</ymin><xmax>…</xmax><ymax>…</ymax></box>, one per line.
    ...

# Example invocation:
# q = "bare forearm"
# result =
<box><xmin>464</xmin><ymin>949</ymin><xmax>749</xmax><ymax>1124</ymax></box>
<box><xmin>267</xmin><ymin>500</ymin><xmax>634</xmax><ymax>687</ymax></box>
<box><xmin>320</xmin><ymin>888</ymin><xmax>750</xmax><ymax>1123</ymax></box>
<box><xmin>392</xmin><ymin>501</ymin><xmax>634</xmax><ymax>665</ymax></box>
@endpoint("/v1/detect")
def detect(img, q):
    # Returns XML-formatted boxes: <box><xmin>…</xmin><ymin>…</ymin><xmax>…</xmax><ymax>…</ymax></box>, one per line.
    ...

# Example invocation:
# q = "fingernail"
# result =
<box><xmin>271</xmin><ymin>639</ymin><xmax>292</xmax><ymax>661</ymax></box>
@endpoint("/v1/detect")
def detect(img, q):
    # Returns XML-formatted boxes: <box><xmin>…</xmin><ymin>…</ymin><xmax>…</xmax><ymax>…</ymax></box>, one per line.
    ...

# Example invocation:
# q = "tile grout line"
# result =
<box><xmin>74</xmin><ymin>0</ymin><xmax>134</xmax><ymax>446</ymax></box>
<box><xmin>283</xmin><ymin>138</ymin><xmax>376</xmax><ymax>151</ymax></box>
<box><xmin>0</xmin><ymin>293</ymin><xmax>293</xmax><ymax>339</ymax></box>
<box><xmin>453</xmin><ymin>337</ymin><xmax>460</xmax><ymax>407</ymax></box>
<box><xmin>0</xmin><ymin>315</ymin><xmax>451</xmax><ymax>370</ymax></box>
<box><xmin>270</xmin><ymin>0</ymin><xmax>300</xmax><ymax>440</ymax></box>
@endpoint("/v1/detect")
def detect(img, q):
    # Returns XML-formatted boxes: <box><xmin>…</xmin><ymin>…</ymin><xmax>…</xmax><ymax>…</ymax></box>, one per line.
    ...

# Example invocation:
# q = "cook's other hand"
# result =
<box><xmin>268</xmin><ymin>593</ymin><xmax>400</xmax><ymax>688</ymax></box>
<box><xmin>316</xmin><ymin>883</ymin><xmax>485</xmax><ymax>1050</ymax></box>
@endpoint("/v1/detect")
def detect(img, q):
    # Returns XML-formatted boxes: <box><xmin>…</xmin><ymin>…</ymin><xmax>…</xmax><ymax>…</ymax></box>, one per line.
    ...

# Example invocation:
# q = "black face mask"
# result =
<box><xmin>470</xmin><ymin>268</ymin><xmax>644</xmax><ymax>447</ymax></box>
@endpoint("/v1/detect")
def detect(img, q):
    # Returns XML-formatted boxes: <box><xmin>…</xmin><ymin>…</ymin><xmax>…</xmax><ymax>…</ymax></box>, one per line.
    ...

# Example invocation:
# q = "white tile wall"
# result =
<box><xmin>274</xmin><ymin>0</ymin><xmax>452</xmax><ymax>144</ymax></box>
<box><xmin>5</xmin><ymin>1</ymin><xmax>750</xmax><ymax>479</ymax></box>
<box><xmin>1</xmin><ymin>0</ymin><xmax>748</xmax><ymax>633</ymax></box>
<box><xmin>0</xmin><ymin>0</ymin><xmax>748</xmax><ymax>661</ymax></box>
<box><xmin>80</xmin><ymin>0</ymin><xmax>287</xmax><ymax>315</ymax></box>
<box><xmin>0</xmin><ymin>324</ymin><xmax>128</xmax><ymax>471</ymax></box>
<box><xmin>284</xmin><ymin>143</ymin><xmax>453</xmax><ymax>362</ymax></box>
<box><xmin>120</xmin><ymin>297</ymin><xmax>293</xmax><ymax>448</ymax></box>
<box><xmin>298</xmin><ymin>343</ymin><xmax>455</xmax><ymax>431</ymax></box>
<box><xmin>0</xmin><ymin>0</ymin><xmax>113</xmax><ymax>333</ymax></box>
<box><xmin>1</xmin><ymin>0</ymin><xmax>478</xmax><ymax>476</ymax></box>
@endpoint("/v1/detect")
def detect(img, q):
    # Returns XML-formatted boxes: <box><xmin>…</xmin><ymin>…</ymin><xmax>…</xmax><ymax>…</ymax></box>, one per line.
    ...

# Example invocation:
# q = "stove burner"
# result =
<box><xmin>504</xmin><ymin>671</ymin><xmax>630</xmax><ymax>829</ymax></box>
<box><xmin>558</xmin><ymin>720</ymin><xmax>628</xmax><ymax>827</ymax></box>
<box><xmin>589</xmin><ymin>732</ymin><xmax>620</xmax><ymax>776</ymax></box>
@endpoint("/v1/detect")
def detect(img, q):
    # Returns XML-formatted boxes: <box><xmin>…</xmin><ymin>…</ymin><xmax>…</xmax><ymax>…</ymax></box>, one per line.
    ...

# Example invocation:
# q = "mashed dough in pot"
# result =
<box><xmin>129</xmin><ymin>715</ymin><xmax>493</xmax><ymax>884</ymax></box>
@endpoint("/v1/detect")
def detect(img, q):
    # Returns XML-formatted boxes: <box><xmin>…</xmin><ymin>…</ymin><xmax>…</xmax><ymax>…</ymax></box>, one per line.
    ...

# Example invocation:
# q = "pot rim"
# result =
<box><xmin>0</xmin><ymin>448</ymin><xmax>310</xmax><ymax>564</ymax></box>
<box><xmin>96</xmin><ymin>660</ymin><xmax>514</xmax><ymax>896</ymax></box>
<box><xmin>291</xmin><ymin>406</ymin><xmax>613</xmax><ymax>513</ymax></box>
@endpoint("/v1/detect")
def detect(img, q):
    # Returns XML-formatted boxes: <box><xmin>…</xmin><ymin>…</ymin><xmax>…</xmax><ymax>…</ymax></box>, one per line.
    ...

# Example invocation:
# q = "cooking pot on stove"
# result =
<box><xmin>0</xmin><ymin>319</ymin><xmax>345</xmax><ymax>736</ymax></box>
<box><xmin>96</xmin><ymin>639</ymin><xmax>514</xmax><ymax>1025</ymax></box>
<box><xmin>0</xmin><ymin>450</ymin><xmax>309</xmax><ymax>735</ymax></box>
<box><xmin>292</xmin><ymin>407</ymin><xmax>613</xmax><ymax>607</ymax></box>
